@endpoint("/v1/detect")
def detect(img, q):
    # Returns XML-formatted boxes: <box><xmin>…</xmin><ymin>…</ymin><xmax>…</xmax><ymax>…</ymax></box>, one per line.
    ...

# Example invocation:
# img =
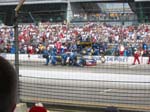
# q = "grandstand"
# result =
<box><xmin>0</xmin><ymin>0</ymin><xmax>136</xmax><ymax>5</ymax></box>
<box><xmin>1</xmin><ymin>1</ymin><xmax>150</xmax><ymax>112</ymax></box>
<box><xmin>1</xmin><ymin>0</ymin><xmax>149</xmax><ymax>25</ymax></box>
<box><xmin>0</xmin><ymin>0</ymin><xmax>142</xmax><ymax>25</ymax></box>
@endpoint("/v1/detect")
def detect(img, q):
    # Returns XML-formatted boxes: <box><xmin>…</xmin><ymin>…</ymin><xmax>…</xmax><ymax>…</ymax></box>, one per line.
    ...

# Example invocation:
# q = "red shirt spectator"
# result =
<box><xmin>29</xmin><ymin>106</ymin><xmax>47</xmax><ymax>112</ymax></box>
<box><xmin>59</xmin><ymin>33</ymin><xmax>64</xmax><ymax>38</ymax></box>
<box><xmin>55</xmin><ymin>41</ymin><xmax>62</xmax><ymax>50</ymax></box>
<box><xmin>29</xmin><ymin>103</ymin><xmax>47</xmax><ymax>112</ymax></box>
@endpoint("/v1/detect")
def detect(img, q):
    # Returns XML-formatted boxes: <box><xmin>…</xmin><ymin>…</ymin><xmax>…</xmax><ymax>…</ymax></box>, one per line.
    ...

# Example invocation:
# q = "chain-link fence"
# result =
<box><xmin>0</xmin><ymin>1</ymin><xmax>150</xmax><ymax>112</ymax></box>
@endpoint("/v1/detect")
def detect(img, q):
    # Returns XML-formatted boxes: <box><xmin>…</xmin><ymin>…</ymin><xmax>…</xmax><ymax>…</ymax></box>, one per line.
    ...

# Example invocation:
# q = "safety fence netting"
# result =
<box><xmin>0</xmin><ymin>2</ymin><xmax>150</xmax><ymax>112</ymax></box>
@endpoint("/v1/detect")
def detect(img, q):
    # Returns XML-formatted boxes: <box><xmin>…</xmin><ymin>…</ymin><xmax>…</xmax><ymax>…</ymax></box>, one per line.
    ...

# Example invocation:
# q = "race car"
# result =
<box><xmin>50</xmin><ymin>52</ymin><xmax>97</xmax><ymax>67</ymax></box>
<box><xmin>50</xmin><ymin>52</ymin><xmax>77</xmax><ymax>66</ymax></box>
<box><xmin>76</xmin><ymin>55</ymin><xmax>97</xmax><ymax>67</ymax></box>
<box><xmin>84</xmin><ymin>58</ymin><xmax>97</xmax><ymax>66</ymax></box>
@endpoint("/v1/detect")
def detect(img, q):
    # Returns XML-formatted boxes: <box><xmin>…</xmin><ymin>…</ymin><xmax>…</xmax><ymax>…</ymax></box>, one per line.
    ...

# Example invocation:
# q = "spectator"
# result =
<box><xmin>29</xmin><ymin>102</ymin><xmax>47</xmax><ymax>112</ymax></box>
<box><xmin>0</xmin><ymin>56</ymin><xmax>17</xmax><ymax>112</ymax></box>
<box><xmin>1</xmin><ymin>23</ymin><xmax>150</xmax><ymax>58</ymax></box>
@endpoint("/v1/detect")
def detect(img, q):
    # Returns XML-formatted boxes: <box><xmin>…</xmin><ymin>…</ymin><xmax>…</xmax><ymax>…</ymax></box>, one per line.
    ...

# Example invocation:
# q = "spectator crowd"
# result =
<box><xmin>72</xmin><ymin>12</ymin><xmax>137</xmax><ymax>22</ymax></box>
<box><xmin>0</xmin><ymin>22</ymin><xmax>150</xmax><ymax>57</ymax></box>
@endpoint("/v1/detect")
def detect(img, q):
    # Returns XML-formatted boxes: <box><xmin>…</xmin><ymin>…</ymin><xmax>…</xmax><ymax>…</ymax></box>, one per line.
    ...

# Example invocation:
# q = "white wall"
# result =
<box><xmin>1</xmin><ymin>54</ymin><xmax>149</xmax><ymax>65</ymax></box>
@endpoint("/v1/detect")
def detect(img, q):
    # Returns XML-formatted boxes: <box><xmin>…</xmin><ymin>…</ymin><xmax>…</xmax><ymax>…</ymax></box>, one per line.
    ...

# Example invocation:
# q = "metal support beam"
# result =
<box><xmin>67</xmin><ymin>0</ymin><xmax>73</xmax><ymax>24</ymax></box>
<box><xmin>138</xmin><ymin>2</ymin><xmax>144</xmax><ymax>23</ymax></box>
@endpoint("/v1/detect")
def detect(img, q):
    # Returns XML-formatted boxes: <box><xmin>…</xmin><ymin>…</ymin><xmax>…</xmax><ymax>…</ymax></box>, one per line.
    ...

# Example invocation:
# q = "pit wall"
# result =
<box><xmin>0</xmin><ymin>54</ymin><xmax>149</xmax><ymax>64</ymax></box>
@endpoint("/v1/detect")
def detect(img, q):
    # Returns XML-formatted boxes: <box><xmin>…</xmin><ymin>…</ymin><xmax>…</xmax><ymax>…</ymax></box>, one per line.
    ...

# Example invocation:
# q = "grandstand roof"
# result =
<box><xmin>0</xmin><ymin>0</ymin><xmax>130</xmax><ymax>6</ymax></box>
<box><xmin>0</xmin><ymin>0</ymin><xmax>67</xmax><ymax>5</ymax></box>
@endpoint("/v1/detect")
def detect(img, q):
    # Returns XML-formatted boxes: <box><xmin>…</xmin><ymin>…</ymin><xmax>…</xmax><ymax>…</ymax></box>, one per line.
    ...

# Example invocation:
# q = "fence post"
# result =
<box><xmin>14</xmin><ymin>9</ymin><xmax>20</xmax><ymax>104</ymax></box>
<box><xmin>14</xmin><ymin>0</ymin><xmax>26</xmax><ymax>104</ymax></box>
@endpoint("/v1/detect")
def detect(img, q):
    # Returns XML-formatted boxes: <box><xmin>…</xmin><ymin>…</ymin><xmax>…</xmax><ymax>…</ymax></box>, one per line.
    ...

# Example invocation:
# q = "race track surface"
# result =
<box><xmin>18</xmin><ymin>63</ymin><xmax>150</xmax><ymax>111</ymax></box>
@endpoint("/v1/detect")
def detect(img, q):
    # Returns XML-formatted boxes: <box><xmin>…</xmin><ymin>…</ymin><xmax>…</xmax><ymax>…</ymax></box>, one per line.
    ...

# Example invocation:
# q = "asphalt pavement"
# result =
<box><xmin>18</xmin><ymin>61</ymin><xmax>150</xmax><ymax>75</ymax></box>
<box><xmin>18</xmin><ymin>64</ymin><xmax>150</xmax><ymax>112</ymax></box>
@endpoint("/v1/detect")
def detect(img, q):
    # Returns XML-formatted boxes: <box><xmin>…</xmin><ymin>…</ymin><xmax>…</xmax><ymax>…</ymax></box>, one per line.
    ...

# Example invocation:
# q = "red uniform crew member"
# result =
<box><xmin>132</xmin><ymin>48</ymin><xmax>140</xmax><ymax>65</ymax></box>
<box><xmin>147</xmin><ymin>50</ymin><xmax>150</xmax><ymax>64</ymax></box>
